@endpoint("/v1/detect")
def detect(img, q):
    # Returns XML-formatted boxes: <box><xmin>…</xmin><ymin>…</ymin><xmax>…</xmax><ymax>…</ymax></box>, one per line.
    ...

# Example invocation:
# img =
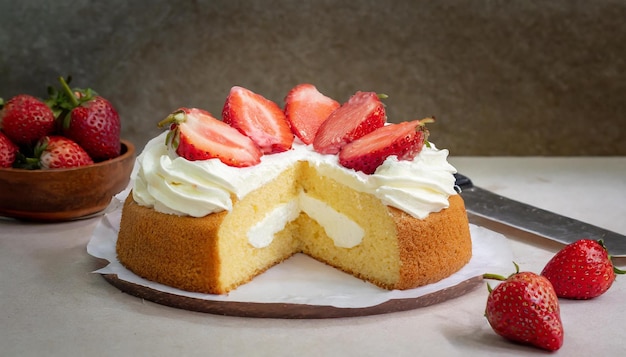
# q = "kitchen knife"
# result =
<box><xmin>455</xmin><ymin>173</ymin><xmax>626</xmax><ymax>257</ymax></box>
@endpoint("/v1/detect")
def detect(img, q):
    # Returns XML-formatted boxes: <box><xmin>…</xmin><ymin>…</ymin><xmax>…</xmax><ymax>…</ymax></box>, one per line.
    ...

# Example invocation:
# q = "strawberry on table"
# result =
<box><xmin>0</xmin><ymin>94</ymin><xmax>56</xmax><ymax>146</ymax></box>
<box><xmin>36</xmin><ymin>136</ymin><xmax>94</xmax><ymax>169</ymax></box>
<box><xmin>48</xmin><ymin>76</ymin><xmax>121</xmax><ymax>161</ymax></box>
<box><xmin>484</xmin><ymin>265</ymin><xmax>564</xmax><ymax>351</ymax></box>
<box><xmin>158</xmin><ymin>107</ymin><xmax>262</xmax><ymax>167</ymax></box>
<box><xmin>0</xmin><ymin>131</ymin><xmax>19</xmax><ymax>168</ymax></box>
<box><xmin>541</xmin><ymin>239</ymin><xmax>625</xmax><ymax>299</ymax></box>
<box><xmin>312</xmin><ymin>91</ymin><xmax>387</xmax><ymax>155</ymax></box>
<box><xmin>222</xmin><ymin>86</ymin><xmax>293</xmax><ymax>154</ymax></box>
<box><xmin>284</xmin><ymin>83</ymin><xmax>340</xmax><ymax>145</ymax></box>
<box><xmin>338</xmin><ymin>118</ymin><xmax>433</xmax><ymax>174</ymax></box>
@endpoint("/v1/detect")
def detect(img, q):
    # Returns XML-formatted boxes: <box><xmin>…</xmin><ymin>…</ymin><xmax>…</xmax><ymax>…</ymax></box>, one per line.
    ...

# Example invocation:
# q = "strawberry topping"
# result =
<box><xmin>338</xmin><ymin>118</ymin><xmax>432</xmax><ymax>174</ymax></box>
<box><xmin>152</xmin><ymin>86</ymin><xmax>438</xmax><ymax>173</ymax></box>
<box><xmin>284</xmin><ymin>84</ymin><xmax>339</xmax><ymax>145</ymax></box>
<box><xmin>222</xmin><ymin>86</ymin><xmax>293</xmax><ymax>154</ymax></box>
<box><xmin>159</xmin><ymin>108</ymin><xmax>262</xmax><ymax>167</ymax></box>
<box><xmin>313</xmin><ymin>91</ymin><xmax>386</xmax><ymax>155</ymax></box>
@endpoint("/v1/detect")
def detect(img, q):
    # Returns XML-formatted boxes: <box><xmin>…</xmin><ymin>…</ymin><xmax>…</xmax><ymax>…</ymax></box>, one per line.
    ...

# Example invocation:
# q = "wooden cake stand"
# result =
<box><xmin>102</xmin><ymin>274</ymin><xmax>483</xmax><ymax>319</ymax></box>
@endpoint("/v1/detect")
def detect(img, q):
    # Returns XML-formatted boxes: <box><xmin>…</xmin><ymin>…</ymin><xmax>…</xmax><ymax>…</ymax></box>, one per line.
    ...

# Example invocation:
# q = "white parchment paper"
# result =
<box><xmin>87</xmin><ymin>189</ymin><xmax>513</xmax><ymax>308</ymax></box>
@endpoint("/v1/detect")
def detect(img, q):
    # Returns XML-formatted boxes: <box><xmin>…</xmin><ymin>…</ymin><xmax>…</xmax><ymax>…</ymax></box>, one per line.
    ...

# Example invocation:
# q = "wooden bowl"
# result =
<box><xmin>0</xmin><ymin>139</ymin><xmax>135</xmax><ymax>222</ymax></box>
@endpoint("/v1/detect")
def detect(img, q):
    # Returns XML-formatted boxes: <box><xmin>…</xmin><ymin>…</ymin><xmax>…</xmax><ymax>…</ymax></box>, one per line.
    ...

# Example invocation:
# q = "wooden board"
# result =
<box><xmin>102</xmin><ymin>274</ymin><xmax>483</xmax><ymax>319</ymax></box>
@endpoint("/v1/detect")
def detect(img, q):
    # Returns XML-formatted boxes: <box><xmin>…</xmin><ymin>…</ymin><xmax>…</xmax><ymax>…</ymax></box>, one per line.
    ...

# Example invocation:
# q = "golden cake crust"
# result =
<box><xmin>393</xmin><ymin>194</ymin><xmax>472</xmax><ymax>289</ymax></box>
<box><xmin>117</xmin><ymin>197</ymin><xmax>228</xmax><ymax>293</ymax></box>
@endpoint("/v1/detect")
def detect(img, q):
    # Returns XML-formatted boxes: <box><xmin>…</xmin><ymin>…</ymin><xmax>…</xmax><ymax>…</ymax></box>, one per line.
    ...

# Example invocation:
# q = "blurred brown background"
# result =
<box><xmin>1</xmin><ymin>0</ymin><xmax>624</xmax><ymax>156</ymax></box>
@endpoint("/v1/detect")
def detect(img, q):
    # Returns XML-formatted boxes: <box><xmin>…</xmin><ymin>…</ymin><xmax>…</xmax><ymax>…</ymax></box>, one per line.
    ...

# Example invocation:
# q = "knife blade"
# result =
<box><xmin>454</xmin><ymin>173</ymin><xmax>626</xmax><ymax>257</ymax></box>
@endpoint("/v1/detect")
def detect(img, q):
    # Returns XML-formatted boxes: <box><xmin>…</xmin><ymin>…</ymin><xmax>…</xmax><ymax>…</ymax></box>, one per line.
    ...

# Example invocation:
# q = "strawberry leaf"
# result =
<box><xmin>46</xmin><ymin>76</ymin><xmax>100</xmax><ymax>130</ymax></box>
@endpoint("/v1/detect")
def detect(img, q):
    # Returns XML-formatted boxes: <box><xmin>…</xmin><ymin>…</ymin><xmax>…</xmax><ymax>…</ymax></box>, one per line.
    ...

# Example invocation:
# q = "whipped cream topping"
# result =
<box><xmin>132</xmin><ymin>131</ymin><xmax>458</xmax><ymax>219</ymax></box>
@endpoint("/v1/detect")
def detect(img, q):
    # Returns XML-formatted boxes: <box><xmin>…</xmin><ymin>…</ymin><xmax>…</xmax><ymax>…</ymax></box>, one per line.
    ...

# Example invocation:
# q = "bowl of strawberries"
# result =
<box><xmin>0</xmin><ymin>76</ymin><xmax>135</xmax><ymax>222</ymax></box>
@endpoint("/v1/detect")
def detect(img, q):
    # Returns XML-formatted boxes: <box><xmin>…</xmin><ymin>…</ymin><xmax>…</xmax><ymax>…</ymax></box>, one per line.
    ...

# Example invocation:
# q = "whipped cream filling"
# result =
<box><xmin>132</xmin><ymin>131</ymin><xmax>458</xmax><ymax>219</ymax></box>
<box><xmin>247</xmin><ymin>199</ymin><xmax>300</xmax><ymax>248</ymax></box>
<box><xmin>247</xmin><ymin>192</ymin><xmax>364</xmax><ymax>249</ymax></box>
<box><xmin>298</xmin><ymin>192</ymin><xmax>364</xmax><ymax>248</ymax></box>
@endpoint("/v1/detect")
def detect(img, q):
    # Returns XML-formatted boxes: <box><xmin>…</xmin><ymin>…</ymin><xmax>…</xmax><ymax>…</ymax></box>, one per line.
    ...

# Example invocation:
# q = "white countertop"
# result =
<box><xmin>2</xmin><ymin>157</ymin><xmax>625</xmax><ymax>357</ymax></box>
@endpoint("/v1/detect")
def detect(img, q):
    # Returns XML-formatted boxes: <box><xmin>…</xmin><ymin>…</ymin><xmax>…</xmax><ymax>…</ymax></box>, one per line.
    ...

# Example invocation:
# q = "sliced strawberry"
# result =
<box><xmin>222</xmin><ymin>86</ymin><xmax>293</xmax><ymax>154</ymax></box>
<box><xmin>338</xmin><ymin>118</ymin><xmax>432</xmax><ymax>174</ymax></box>
<box><xmin>284</xmin><ymin>84</ymin><xmax>340</xmax><ymax>145</ymax></box>
<box><xmin>312</xmin><ymin>91</ymin><xmax>387</xmax><ymax>155</ymax></box>
<box><xmin>159</xmin><ymin>107</ymin><xmax>262</xmax><ymax>167</ymax></box>
<box><xmin>37</xmin><ymin>136</ymin><xmax>94</xmax><ymax>169</ymax></box>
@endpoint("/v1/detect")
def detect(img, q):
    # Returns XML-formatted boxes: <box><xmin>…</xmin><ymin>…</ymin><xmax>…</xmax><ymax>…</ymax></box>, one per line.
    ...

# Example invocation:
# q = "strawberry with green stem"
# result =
<box><xmin>35</xmin><ymin>136</ymin><xmax>94</xmax><ymax>169</ymax></box>
<box><xmin>47</xmin><ymin>76</ymin><xmax>121</xmax><ymax>161</ymax></box>
<box><xmin>541</xmin><ymin>239</ymin><xmax>625</xmax><ymax>299</ymax></box>
<box><xmin>483</xmin><ymin>263</ymin><xmax>564</xmax><ymax>351</ymax></box>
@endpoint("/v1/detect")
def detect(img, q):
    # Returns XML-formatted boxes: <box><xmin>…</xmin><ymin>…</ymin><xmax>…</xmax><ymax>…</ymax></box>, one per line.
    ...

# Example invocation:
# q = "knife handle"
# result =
<box><xmin>454</xmin><ymin>173</ymin><xmax>474</xmax><ymax>190</ymax></box>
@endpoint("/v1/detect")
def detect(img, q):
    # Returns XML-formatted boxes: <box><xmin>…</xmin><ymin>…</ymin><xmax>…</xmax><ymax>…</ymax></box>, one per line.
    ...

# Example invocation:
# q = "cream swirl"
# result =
<box><xmin>372</xmin><ymin>148</ymin><xmax>458</xmax><ymax>219</ymax></box>
<box><xmin>132</xmin><ymin>131</ymin><xmax>458</xmax><ymax>219</ymax></box>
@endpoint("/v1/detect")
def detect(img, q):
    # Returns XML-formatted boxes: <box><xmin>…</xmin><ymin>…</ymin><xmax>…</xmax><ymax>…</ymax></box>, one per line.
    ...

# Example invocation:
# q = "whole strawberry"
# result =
<box><xmin>541</xmin><ymin>239</ymin><xmax>625</xmax><ymax>299</ymax></box>
<box><xmin>0</xmin><ymin>131</ymin><xmax>19</xmax><ymax>167</ymax></box>
<box><xmin>36</xmin><ymin>136</ymin><xmax>93</xmax><ymax>169</ymax></box>
<box><xmin>0</xmin><ymin>94</ymin><xmax>56</xmax><ymax>146</ymax></box>
<box><xmin>484</xmin><ymin>266</ymin><xmax>564</xmax><ymax>351</ymax></box>
<box><xmin>48</xmin><ymin>76</ymin><xmax>121</xmax><ymax>161</ymax></box>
